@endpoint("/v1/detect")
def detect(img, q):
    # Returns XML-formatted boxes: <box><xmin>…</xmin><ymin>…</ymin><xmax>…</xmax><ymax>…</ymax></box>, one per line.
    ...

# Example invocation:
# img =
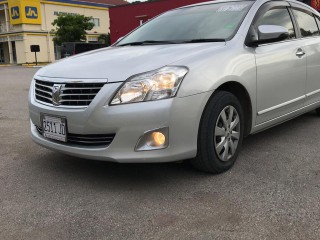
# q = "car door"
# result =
<box><xmin>290</xmin><ymin>5</ymin><xmax>320</xmax><ymax>107</ymax></box>
<box><xmin>252</xmin><ymin>2</ymin><xmax>307</xmax><ymax>125</ymax></box>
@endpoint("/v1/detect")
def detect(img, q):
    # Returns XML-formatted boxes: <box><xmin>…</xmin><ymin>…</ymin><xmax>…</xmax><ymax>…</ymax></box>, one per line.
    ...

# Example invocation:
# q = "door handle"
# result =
<box><xmin>296</xmin><ymin>49</ymin><xmax>305</xmax><ymax>57</ymax></box>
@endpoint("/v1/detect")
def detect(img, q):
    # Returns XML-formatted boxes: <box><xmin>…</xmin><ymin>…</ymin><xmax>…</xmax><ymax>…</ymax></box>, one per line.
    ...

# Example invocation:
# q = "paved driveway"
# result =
<box><xmin>0</xmin><ymin>66</ymin><xmax>320</xmax><ymax>239</ymax></box>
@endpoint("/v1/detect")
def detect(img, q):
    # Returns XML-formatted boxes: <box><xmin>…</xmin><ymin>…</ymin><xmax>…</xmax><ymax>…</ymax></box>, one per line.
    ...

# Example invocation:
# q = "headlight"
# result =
<box><xmin>110</xmin><ymin>66</ymin><xmax>188</xmax><ymax>105</ymax></box>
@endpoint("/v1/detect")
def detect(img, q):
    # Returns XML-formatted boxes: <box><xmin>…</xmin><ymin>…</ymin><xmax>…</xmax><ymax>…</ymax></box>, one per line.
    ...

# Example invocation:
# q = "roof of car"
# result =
<box><xmin>177</xmin><ymin>0</ymin><xmax>256</xmax><ymax>9</ymax></box>
<box><xmin>177</xmin><ymin>0</ymin><xmax>318</xmax><ymax>15</ymax></box>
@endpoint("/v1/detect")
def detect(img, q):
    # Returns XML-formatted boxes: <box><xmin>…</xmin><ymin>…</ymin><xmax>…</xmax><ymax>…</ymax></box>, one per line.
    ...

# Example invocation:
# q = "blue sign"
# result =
<box><xmin>11</xmin><ymin>7</ymin><xmax>20</xmax><ymax>19</ymax></box>
<box><xmin>26</xmin><ymin>6</ymin><xmax>38</xmax><ymax>19</ymax></box>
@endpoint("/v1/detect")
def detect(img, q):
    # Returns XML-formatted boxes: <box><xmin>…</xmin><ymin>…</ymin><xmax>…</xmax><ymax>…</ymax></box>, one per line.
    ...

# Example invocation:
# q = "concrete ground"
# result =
<box><xmin>1</xmin><ymin>66</ymin><xmax>320</xmax><ymax>240</ymax></box>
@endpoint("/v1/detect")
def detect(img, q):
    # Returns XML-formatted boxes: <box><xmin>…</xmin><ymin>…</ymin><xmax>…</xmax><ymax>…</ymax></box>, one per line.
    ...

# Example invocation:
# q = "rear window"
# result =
<box><xmin>292</xmin><ymin>9</ymin><xmax>320</xmax><ymax>37</ymax></box>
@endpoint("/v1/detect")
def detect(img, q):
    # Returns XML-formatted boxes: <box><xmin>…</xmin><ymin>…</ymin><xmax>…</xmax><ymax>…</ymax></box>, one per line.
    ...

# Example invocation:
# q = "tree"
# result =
<box><xmin>52</xmin><ymin>14</ymin><xmax>95</xmax><ymax>45</ymax></box>
<box><xmin>98</xmin><ymin>33</ymin><xmax>111</xmax><ymax>46</ymax></box>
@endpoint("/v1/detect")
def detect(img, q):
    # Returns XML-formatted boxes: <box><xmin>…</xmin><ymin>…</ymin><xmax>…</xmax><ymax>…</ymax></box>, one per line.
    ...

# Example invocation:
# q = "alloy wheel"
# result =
<box><xmin>214</xmin><ymin>105</ymin><xmax>240</xmax><ymax>162</ymax></box>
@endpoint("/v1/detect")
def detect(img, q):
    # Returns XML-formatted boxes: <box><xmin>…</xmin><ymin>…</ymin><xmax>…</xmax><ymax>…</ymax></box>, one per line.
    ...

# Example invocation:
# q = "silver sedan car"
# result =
<box><xmin>29</xmin><ymin>0</ymin><xmax>320</xmax><ymax>173</ymax></box>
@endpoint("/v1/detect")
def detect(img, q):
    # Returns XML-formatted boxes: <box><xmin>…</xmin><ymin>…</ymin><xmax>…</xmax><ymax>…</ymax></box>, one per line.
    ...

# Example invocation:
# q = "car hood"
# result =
<box><xmin>36</xmin><ymin>43</ymin><xmax>226</xmax><ymax>82</ymax></box>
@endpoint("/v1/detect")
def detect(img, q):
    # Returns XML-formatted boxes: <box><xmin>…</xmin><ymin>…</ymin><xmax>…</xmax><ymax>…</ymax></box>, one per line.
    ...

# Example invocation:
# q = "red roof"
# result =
<box><xmin>79</xmin><ymin>0</ymin><xmax>127</xmax><ymax>6</ymax></box>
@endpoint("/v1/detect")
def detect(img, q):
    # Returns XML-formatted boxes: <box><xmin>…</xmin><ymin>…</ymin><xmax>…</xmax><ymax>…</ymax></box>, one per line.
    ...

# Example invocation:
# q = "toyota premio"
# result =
<box><xmin>29</xmin><ymin>0</ymin><xmax>320</xmax><ymax>173</ymax></box>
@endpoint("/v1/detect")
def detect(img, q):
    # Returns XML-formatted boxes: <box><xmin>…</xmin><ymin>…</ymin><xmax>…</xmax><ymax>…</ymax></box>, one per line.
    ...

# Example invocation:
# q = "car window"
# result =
<box><xmin>292</xmin><ymin>9</ymin><xmax>319</xmax><ymax>37</ymax></box>
<box><xmin>117</xmin><ymin>2</ymin><xmax>253</xmax><ymax>45</ymax></box>
<box><xmin>255</xmin><ymin>7</ymin><xmax>296</xmax><ymax>40</ymax></box>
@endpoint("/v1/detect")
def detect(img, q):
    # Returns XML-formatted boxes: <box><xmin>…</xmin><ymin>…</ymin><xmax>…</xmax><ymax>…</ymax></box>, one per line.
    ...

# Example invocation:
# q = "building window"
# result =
<box><xmin>90</xmin><ymin>18</ymin><xmax>100</xmax><ymax>27</ymax></box>
<box><xmin>88</xmin><ymin>37</ymin><xmax>98</xmax><ymax>42</ymax></box>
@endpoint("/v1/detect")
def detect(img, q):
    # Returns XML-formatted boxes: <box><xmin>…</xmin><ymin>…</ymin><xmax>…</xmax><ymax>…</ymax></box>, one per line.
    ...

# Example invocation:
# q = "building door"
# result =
<box><xmin>11</xmin><ymin>41</ymin><xmax>17</xmax><ymax>63</ymax></box>
<box><xmin>0</xmin><ymin>43</ymin><xmax>4</xmax><ymax>63</ymax></box>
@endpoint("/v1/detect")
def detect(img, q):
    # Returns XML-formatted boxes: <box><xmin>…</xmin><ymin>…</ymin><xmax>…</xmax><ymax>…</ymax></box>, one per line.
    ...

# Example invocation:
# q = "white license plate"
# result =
<box><xmin>41</xmin><ymin>115</ymin><xmax>67</xmax><ymax>142</ymax></box>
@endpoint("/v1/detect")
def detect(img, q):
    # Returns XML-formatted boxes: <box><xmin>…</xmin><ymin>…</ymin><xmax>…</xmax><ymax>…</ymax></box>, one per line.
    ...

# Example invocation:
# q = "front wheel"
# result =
<box><xmin>191</xmin><ymin>91</ymin><xmax>244</xmax><ymax>174</ymax></box>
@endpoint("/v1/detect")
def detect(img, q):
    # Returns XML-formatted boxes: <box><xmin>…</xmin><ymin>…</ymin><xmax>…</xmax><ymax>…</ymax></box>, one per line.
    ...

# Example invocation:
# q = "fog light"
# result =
<box><xmin>151</xmin><ymin>132</ymin><xmax>166</xmax><ymax>146</ymax></box>
<box><xmin>135</xmin><ymin>127</ymin><xmax>169</xmax><ymax>151</ymax></box>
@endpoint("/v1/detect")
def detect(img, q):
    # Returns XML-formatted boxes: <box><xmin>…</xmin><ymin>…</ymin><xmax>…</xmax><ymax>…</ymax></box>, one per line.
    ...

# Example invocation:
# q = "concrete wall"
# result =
<box><xmin>42</xmin><ymin>3</ymin><xmax>110</xmax><ymax>35</ymax></box>
<box><xmin>23</xmin><ymin>34</ymin><xmax>53</xmax><ymax>63</ymax></box>
<box><xmin>15</xmin><ymin>40</ymin><xmax>25</xmax><ymax>64</ymax></box>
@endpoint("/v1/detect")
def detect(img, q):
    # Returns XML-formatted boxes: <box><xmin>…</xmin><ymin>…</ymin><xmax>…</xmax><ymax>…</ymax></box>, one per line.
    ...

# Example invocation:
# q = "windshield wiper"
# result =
<box><xmin>181</xmin><ymin>39</ymin><xmax>226</xmax><ymax>43</ymax></box>
<box><xmin>117</xmin><ymin>39</ymin><xmax>226</xmax><ymax>46</ymax></box>
<box><xmin>117</xmin><ymin>40</ymin><xmax>179</xmax><ymax>46</ymax></box>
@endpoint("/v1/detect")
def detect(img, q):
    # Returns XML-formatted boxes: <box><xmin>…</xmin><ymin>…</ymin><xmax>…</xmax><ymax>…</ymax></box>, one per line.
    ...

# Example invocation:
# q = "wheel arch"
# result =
<box><xmin>204</xmin><ymin>81</ymin><xmax>253</xmax><ymax>137</ymax></box>
<box><xmin>216</xmin><ymin>81</ymin><xmax>252</xmax><ymax>136</ymax></box>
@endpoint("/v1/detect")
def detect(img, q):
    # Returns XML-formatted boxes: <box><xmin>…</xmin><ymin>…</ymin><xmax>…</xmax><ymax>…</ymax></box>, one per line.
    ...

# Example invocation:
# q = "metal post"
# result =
<box><xmin>35</xmin><ymin>52</ymin><xmax>38</xmax><ymax>66</ymax></box>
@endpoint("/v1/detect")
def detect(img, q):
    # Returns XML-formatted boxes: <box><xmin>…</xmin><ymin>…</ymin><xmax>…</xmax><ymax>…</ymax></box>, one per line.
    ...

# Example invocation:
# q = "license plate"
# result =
<box><xmin>41</xmin><ymin>114</ymin><xmax>67</xmax><ymax>142</ymax></box>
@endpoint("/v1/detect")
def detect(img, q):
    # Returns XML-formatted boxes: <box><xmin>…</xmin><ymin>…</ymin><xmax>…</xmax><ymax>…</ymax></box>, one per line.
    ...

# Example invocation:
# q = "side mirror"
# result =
<box><xmin>247</xmin><ymin>25</ymin><xmax>289</xmax><ymax>46</ymax></box>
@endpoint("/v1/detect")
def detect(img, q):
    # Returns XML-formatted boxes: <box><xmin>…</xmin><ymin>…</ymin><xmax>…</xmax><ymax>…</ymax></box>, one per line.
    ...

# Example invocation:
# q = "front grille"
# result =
<box><xmin>35</xmin><ymin>79</ymin><xmax>106</xmax><ymax>107</ymax></box>
<box><xmin>36</xmin><ymin>126</ymin><xmax>115</xmax><ymax>147</ymax></box>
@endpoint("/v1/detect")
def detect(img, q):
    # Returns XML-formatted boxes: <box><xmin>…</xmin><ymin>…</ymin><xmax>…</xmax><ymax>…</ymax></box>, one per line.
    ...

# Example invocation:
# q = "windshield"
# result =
<box><xmin>117</xmin><ymin>1</ymin><xmax>253</xmax><ymax>46</ymax></box>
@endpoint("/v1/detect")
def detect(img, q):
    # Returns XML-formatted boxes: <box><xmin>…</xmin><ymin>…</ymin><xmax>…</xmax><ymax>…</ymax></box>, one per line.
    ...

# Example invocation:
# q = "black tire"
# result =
<box><xmin>316</xmin><ymin>108</ymin><xmax>320</xmax><ymax>116</ymax></box>
<box><xmin>191</xmin><ymin>91</ymin><xmax>245</xmax><ymax>174</ymax></box>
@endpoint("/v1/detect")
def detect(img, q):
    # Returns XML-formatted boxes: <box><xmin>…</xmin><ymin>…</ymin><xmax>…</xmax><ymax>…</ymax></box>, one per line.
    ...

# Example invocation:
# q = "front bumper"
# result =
<box><xmin>29</xmin><ymin>80</ymin><xmax>212</xmax><ymax>163</ymax></box>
